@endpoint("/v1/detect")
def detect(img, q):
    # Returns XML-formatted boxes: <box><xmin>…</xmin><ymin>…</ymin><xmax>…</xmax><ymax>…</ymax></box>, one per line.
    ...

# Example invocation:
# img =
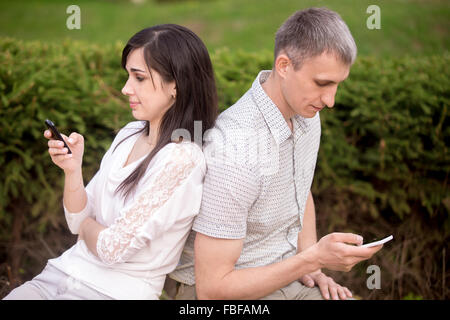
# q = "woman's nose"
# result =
<box><xmin>121</xmin><ymin>80</ymin><xmax>134</xmax><ymax>96</ymax></box>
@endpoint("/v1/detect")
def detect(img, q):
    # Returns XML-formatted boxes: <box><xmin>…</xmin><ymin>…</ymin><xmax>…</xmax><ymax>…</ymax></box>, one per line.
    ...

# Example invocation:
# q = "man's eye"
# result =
<box><xmin>316</xmin><ymin>82</ymin><xmax>328</xmax><ymax>87</ymax></box>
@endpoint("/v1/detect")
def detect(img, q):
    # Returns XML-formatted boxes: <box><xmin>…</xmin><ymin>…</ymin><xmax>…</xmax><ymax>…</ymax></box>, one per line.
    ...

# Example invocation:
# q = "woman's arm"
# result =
<box><xmin>45</xmin><ymin>129</ymin><xmax>86</xmax><ymax>211</ymax></box>
<box><xmin>79</xmin><ymin>217</ymin><xmax>105</xmax><ymax>256</ymax></box>
<box><xmin>79</xmin><ymin>143</ymin><xmax>205</xmax><ymax>265</ymax></box>
<box><xmin>63</xmin><ymin>167</ymin><xmax>87</xmax><ymax>214</ymax></box>
<box><xmin>45</xmin><ymin>130</ymin><xmax>92</xmax><ymax>233</ymax></box>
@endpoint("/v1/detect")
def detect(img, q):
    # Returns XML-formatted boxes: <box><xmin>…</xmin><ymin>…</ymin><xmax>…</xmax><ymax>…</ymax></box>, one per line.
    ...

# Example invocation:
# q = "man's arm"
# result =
<box><xmin>296</xmin><ymin>191</ymin><xmax>355</xmax><ymax>300</ymax></box>
<box><xmin>194</xmin><ymin>232</ymin><xmax>321</xmax><ymax>300</ymax></box>
<box><xmin>194</xmin><ymin>191</ymin><xmax>321</xmax><ymax>300</ymax></box>
<box><xmin>195</xmin><ymin>190</ymin><xmax>383</xmax><ymax>301</ymax></box>
<box><xmin>297</xmin><ymin>191</ymin><xmax>318</xmax><ymax>253</ymax></box>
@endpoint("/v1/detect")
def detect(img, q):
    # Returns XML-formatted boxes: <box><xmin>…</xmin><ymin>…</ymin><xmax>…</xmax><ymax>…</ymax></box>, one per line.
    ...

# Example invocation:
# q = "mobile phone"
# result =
<box><xmin>361</xmin><ymin>235</ymin><xmax>393</xmax><ymax>248</ymax></box>
<box><xmin>45</xmin><ymin>119</ymin><xmax>72</xmax><ymax>154</ymax></box>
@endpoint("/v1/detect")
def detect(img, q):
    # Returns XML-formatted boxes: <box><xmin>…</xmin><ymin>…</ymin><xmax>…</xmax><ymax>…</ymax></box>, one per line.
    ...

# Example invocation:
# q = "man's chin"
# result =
<box><xmin>298</xmin><ymin>110</ymin><xmax>318</xmax><ymax>118</ymax></box>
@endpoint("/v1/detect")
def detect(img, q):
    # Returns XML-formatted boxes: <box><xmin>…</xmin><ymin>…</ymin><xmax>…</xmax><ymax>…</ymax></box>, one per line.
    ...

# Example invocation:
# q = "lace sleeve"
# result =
<box><xmin>96</xmin><ymin>144</ymin><xmax>203</xmax><ymax>265</ymax></box>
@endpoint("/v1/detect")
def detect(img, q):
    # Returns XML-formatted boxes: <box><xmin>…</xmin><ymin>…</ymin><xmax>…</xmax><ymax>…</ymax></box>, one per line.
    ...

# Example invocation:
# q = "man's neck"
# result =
<box><xmin>261</xmin><ymin>71</ymin><xmax>294</xmax><ymax>132</ymax></box>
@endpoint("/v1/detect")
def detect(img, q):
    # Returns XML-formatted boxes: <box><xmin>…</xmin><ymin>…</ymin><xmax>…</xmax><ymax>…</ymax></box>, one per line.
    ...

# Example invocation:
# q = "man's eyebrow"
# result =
<box><xmin>314</xmin><ymin>79</ymin><xmax>337</xmax><ymax>84</ymax></box>
<box><xmin>315</xmin><ymin>74</ymin><xmax>349</xmax><ymax>84</ymax></box>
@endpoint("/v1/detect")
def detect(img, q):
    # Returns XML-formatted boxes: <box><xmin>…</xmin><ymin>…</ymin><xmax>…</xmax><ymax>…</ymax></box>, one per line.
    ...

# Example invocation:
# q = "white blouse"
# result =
<box><xmin>47</xmin><ymin>121</ymin><xmax>206</xmax><ymax>299</ymax></box>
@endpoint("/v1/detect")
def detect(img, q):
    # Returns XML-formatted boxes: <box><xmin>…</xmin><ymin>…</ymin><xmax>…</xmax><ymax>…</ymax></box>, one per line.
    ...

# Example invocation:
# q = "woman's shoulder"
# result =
<box><xmin>110</xmin><ymin>121</ymin><xmax>145</xmax><ymax>146</ymax></box>
<box><xmin>159</xmin><ymin>141</ymin><xmax>205</xmax><ymax>169</ymax></box>
<box><xmin>116</xmin><ymin>121</ymin><xmax>146</xmax><ymax>137</ymax></box>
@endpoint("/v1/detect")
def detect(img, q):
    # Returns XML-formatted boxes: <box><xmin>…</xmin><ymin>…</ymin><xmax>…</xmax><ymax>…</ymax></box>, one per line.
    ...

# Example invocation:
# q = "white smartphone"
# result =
<box><xmin>361</xmin><ymin>235</ymin><xmax>393</xmax><ymax>248</ymax></box>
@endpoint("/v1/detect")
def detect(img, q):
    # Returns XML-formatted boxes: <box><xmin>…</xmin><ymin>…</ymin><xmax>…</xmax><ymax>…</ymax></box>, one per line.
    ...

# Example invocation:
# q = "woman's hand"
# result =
<box><xmin>44</xmin><ymin>130</ymin><xmax>84</xmax><ymax>174</ymax></box>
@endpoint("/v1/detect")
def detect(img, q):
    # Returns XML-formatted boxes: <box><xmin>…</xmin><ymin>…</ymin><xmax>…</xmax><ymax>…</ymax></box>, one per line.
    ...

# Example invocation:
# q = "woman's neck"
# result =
<box><xmin>147</xmin><ymin>121</ymin><xmax>160</xmax><ymax>146</ymax></box>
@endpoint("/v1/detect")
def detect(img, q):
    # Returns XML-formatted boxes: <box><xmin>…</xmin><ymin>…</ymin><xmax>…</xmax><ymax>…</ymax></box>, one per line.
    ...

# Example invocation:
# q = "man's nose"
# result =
<box><xmin>321</xmin><ymin>87</ymin><xmax>337</xmax><ymax>108</ymax></box>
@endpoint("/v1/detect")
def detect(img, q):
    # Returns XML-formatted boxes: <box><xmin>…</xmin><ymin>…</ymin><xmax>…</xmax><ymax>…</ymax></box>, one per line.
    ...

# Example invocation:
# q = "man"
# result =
<box><xmin>165</xmin><ymin>7</ymin><xmax>383</xmax><ymax>300</ymax></box>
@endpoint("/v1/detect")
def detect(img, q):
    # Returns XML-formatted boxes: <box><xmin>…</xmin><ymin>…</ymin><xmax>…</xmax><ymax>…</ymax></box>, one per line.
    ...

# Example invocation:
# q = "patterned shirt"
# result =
<box><xmin>170</xmin><ymin>70</ymin><xmax>321</xmax><ymax>285</ymax></box>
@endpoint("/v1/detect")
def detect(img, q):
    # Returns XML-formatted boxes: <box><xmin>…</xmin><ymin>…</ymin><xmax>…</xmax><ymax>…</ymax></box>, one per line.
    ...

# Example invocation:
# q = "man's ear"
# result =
<box><xmin>274</xmin><ymin>53</ymin><xmax>291</xmax><ymax>79</ymax></box>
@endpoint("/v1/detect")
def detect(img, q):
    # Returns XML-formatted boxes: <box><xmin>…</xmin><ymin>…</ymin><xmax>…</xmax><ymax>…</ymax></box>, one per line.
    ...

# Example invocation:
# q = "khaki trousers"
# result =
<box><xmin>162</xmin><ymin>277</ymin><xmax>325</xmax><ymax>300</ymax></box>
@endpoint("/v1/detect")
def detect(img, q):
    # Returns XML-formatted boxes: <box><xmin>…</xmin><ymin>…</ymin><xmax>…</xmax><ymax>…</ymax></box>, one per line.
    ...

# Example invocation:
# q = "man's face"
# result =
<box><xmin>280</xmin><ymin>51</ymin><xmax>350</xmax><ymax>118</ymax></box>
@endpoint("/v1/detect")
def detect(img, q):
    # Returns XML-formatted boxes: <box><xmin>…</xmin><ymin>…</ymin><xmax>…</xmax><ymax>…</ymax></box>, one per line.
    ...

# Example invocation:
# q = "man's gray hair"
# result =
<box><xmin>274</xmin><ymin>7</ymin><xmax>357</xmax><ymax>69</ymax></box>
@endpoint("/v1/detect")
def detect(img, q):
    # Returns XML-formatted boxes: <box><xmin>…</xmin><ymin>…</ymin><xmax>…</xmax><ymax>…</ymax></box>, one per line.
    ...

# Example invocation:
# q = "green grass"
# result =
<box><xmin>0</xmin><ymin>0</ymin><xmax>448</xmax><ymax>57</ymax></box>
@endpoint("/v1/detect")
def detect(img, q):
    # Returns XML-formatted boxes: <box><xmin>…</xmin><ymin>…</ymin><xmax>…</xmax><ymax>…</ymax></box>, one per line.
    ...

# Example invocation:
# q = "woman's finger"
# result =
<box><xmin>48</xmin><ymin>139</ymin><xmax>64</xmax><ymax>148</ymax></box>
<box><xmin>49</xmin><ymin>147</ymin><xmax>69</xmax><ymax>156</ymax></box>
<box><xmin>50</xmin><ymin>153</ymin><xmax>72</xmax><ymax>162</ymax></box>
<box><xmin>67</xmin><ymin>132</ymin><xmax>78</xmax><ymax>145</ymax></box>
<box><xmin>44</xmin><ymin>130</ymin><xmax>51</xmax><ymax>139</ymax></box>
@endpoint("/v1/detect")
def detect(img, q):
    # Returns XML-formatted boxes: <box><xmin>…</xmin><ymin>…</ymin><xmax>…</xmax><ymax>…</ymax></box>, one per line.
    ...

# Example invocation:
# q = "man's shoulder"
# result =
<box><xmin>214</xmin><ymin>90</ymin><xmax>263</xmax><ymax>135</ymax></box>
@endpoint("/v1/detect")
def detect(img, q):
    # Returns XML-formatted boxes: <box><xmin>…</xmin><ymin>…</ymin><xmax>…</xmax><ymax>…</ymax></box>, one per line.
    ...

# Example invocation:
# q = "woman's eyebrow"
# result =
<box><xmin>128</xmin><ymin>67</ymin><xmax>147</xmax><ymax>73</ymax></box>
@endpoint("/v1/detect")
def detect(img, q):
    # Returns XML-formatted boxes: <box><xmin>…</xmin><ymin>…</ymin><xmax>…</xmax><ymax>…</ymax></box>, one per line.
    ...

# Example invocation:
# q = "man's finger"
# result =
<box><xmin>337</xmin><ymin>286</ymin><xmax>347</xmax><ymax>300</ymax></box>
<box><xmin>331</xmin><ymin>232</ymin><xmax>363</xmax><ymax>246</ymax></box>
<box><xmin>344</xmin><ymin>287</ymin><xmax>353</xmax><ymax>298</ymax></box>
<box><xmin>299</xmin><ymin>275</ymin><xmax>314</xmax><ymax>287</ymax></box>
<box><xmin>329</xmin><ymin>284</ymin><xmax>339</xmax><ymax>300</ymax></box>
<box><xmin>318</xmin><ymin>283</ymin><xmax>330</xmax><ymax>300</ymax></box>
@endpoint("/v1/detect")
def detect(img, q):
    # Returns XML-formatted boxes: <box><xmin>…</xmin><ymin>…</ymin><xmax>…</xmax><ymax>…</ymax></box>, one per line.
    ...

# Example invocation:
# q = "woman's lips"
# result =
<box><xmin>130</xmin><ymin>102</ymin><xmax>140</xmax><ymax>108</ymax></box>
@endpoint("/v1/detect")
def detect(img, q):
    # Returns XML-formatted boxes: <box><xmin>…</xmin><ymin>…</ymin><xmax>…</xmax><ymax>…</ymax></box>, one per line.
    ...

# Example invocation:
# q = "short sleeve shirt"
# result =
<box><xmin>170</xmin><ymin>70</ymin><xmax>321</xmax><ymax>285</ymax></box>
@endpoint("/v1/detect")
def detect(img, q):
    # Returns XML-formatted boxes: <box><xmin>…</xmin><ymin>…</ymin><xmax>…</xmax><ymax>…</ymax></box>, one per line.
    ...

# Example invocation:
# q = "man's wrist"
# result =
<box><xmin>302</xmin><ymin>244</ymin><xmax>323</xmax><ymax>271</ymax></box>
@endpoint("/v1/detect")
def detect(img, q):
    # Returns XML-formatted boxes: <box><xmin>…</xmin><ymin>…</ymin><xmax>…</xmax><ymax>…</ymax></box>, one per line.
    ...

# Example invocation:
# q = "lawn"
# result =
<box><xmin>0</xmin><ymin>0</ymin><xmax>448</xmax><ymax>57</ymax></box>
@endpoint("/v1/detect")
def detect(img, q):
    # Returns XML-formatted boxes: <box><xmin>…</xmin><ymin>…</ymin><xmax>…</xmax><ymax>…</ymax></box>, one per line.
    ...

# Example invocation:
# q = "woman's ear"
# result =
<box><xmin>274</xmin><ymin>53</ymin><xmax>291</xmax><ymax>79</ymax></box>
<box><xmin>170</xmin><ymin>83</ymin><xmax>177</xmax><ymax>100</ymax></box>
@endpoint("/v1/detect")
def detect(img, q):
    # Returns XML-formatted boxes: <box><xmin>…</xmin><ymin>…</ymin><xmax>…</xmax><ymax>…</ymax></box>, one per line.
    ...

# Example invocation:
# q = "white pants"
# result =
<box><xmin>3</xmin><ymin>263</ymin><xmax>113</xmax><ymax>300</ymax></box>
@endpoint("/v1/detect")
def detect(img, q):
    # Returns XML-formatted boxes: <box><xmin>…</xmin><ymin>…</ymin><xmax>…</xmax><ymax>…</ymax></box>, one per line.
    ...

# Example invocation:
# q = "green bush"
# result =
<box><xmin>0</xmin><ymin>38</ymin><xmax>448</xmax><ymax>298</ymax></box>
<box><xmin>319</xmin><ymin>54</ymin><xmax>449</xmax><ymax>222</ymax></box>
<box><xmin>213</xmin><ymin>47</ymin><xmax>449</xmax><ymax>226</ymax></box>
<box><xmin>0</xmin><ymin>38</ymin><xmax>132</xmax><ymax>238</ymax></box>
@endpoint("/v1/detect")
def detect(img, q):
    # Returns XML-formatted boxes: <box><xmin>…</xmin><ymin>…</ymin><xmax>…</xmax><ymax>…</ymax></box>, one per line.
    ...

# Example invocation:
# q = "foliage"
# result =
<box><xmin>0</xmin><ymin>38</ymin><xmax>132</xmax><ymax>239</ymax></box>
<box><xmin>0</xmin><ymin>38</ymin><xmax>448</xmax><ymax>299</ymax></box>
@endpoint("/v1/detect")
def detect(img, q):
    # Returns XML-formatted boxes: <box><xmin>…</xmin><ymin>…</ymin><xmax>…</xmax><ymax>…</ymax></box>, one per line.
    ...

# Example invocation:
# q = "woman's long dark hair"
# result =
<box><xmin>115</xmin><ymin>24</ymin><xmax>218</xmax><ymax>200</ymax></box>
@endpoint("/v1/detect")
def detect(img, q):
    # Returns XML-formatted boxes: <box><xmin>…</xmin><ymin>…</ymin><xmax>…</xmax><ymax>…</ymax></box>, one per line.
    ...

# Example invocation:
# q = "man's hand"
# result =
<box><xmin>308</xmin><ymin>232</ymin><xmax>383</xmax><ymax>272</ymax></box>
<box><xmin>298</xmin><ymin>270</ymin><xmax>353</xmax><ymax>300</ymax></box>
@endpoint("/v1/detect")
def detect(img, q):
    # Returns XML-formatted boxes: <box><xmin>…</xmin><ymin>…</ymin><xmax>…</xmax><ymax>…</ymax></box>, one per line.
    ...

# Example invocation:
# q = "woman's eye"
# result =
<box><xmin>136</xmin><ymin>76</ymin><xmax>144</xmax><ymax>82</ymax></box>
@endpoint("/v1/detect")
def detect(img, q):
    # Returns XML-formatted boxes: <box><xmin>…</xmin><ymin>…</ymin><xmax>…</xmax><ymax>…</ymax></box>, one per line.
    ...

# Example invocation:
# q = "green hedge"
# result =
<box><xmin>0</xmin><ymin>38</ymin><xmax>132</xmax><ymax>238</ymax></box>
<box><xmin>0</xmin><ymin>38</ymin><xmax>449</xmax><ymax>297</ymax></box>
<box><xmin>213</xmin><ymin>47</ymin><xmax>449</xmax><ymax>226</ymax></box>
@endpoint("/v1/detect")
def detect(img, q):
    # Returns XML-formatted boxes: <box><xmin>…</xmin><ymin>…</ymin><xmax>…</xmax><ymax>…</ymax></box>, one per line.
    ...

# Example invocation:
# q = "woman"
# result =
<box><xmin>4</xmin><ymin>24</ymin><xmax>218</xmax><ymax>300</ymax></box>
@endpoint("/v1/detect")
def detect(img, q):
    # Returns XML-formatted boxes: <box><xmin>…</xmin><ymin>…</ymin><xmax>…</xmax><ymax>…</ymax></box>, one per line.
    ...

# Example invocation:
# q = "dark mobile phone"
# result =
<box><xmin>45</xmin><ymin>119</ymin><xmax>72</xmax><ymax>154</ymax></box>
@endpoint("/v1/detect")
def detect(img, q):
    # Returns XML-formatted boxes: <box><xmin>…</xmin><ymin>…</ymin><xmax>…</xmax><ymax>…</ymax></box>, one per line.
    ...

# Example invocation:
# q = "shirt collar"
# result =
<box><xmin>292</xmin><ymin>113</ymin><xmax>315</xmax><ymax>143</ymax></box>
<box><xmin>251</xmin><ymin>70</ymin><xmax>292</xmax><ymax>145</ymax></box>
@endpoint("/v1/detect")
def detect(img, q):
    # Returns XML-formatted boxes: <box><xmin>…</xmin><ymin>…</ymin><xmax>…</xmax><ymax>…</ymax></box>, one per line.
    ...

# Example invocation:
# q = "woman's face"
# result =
<box><xmin>121</xmin><ymin>48</ymin><xmax>176</xmax><ymax>125</ymax></box>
